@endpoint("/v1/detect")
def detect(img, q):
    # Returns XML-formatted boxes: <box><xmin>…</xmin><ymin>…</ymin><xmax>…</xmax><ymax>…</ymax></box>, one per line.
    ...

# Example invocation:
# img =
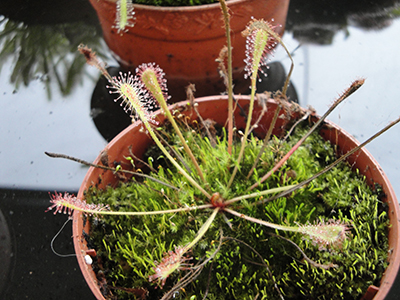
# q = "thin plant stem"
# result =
<box><xmin>128</xmin><ymin>145</ymin><xmax>157</xmax><ymax>173</ymax></box>
<box><xmin>163</xmin><ymin>108</ymin><xmax>206</xmax><ymax>183</ymax></box>
<box><xmin>153</xmin><ymin>129</ymin><xmax>192</xmax><ymax>174</ymax></box>
<box><xmin>266</xmin><ymin>232</ymin><xmax>337</xmax><ymax>269</ymax></box>
<box><xmin>144</xmin><ymin>120</ymin><xmax>212</xmax><ymax>199</ymax></box>
<box><xmin>282</xmin><ymin>109</ymin><xmax>312</xmax><ymax>143</ymax></box>
<box><xmin>44</xmin><ymin>151</ymin><xmax>178</xmax><ymax>190</ymax></box>
<box><xmin>224</xmin><ymin>184</ymin><xmax>297</xmax><ymax>206</ymax></box>
<box><xmin>227</xmin><ymin>79</ymin><xmax>256</xmax><ymax>189</ymax></box>
<box><xmin>224</xmin><ymin>207</ymin><xmax>299</xmax><ymax>233</ymax></box>
<box><xmin>188</xmin><ymin>86</ymin><xmax>217</xmax><ymax>146</ymax></box>
<box><xmin>266</xmin><ymin>30</ymin><xmax>294</xmax><ymax>97</ymax></box>
<box><xmin>184</xmin><ymin>207</ymin><xmax>220</xmax><ymax>252</ymax></box>
<box><xmin>191</xmin><ymin>227</ymin><xmax>224</xmax><ymax>270</ymax></box>
<box><xmin>246</xmin><ymin>101</ymin><xmax>282</xmax><ymax>179</ymax></box>
<box><xmin>252</xmin><ymin>113</ymin><xmax>400</xmax><ymax>206</ymax></box>
<box><xmin>160</xmin><ymin>266</ymin><xmax>203</xmax><ymax>300</ymax></box>
<box><xmin>222</xmin><ymin>236</ymin><xmax>285</xmax><ymax>300</ymax></box>
<box><xmin>248</xmin><ymin>79</ymin><xmax>365</xmax><ymax>191</ymax></box>
<box><xmin>248</xmin><ymin>94</ymin><xmax>268</xmax><ymax>135</ymax></box>
<box><xmin>227</xmin><ymin>28</ymin><xmax>270</xmax><ymax>189</ymax></box>
<box><xmin>218</xmin><ymin>0</ymin><xmax>234</xmax><ymax>154</ymax></box>
<box><xmin>77</xmin><ymin>203</ymin><xmax>212</xmax><ymax>217</ymax></box>
<box><xmin>143</xmin><ymin>70</ymin><xmax>206</xmax><ymax>183</ymax></box>
<box><xmin>161</xmin><ymin>228</ymin><xmax>223</xmax><ymax>300</ymax></box>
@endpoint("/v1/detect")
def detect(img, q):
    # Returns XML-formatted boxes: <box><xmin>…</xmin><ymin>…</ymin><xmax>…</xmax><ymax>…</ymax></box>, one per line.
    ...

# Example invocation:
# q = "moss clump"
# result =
<box><xmin>84</xmin><ymin>123</ymin><xmax>389</xmax><ymax>300</ymax></box>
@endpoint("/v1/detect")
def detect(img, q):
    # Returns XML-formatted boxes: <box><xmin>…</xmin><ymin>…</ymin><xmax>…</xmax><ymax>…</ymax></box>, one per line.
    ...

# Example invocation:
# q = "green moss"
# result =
<box><xmin>84</xmin><ymin>123</ymin><xmax>389</xmax><ymax>300</ymax></box>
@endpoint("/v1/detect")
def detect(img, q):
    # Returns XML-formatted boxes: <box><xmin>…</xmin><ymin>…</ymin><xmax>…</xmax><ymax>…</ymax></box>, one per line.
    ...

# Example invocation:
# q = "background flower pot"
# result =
<box><xmin>88</xmin><ymin>0</ymin><xmax>290</xmax><ymax>99</ymax></box>
<box><xmin>73</xmin><ymin>95</ymin><xmax>400</xmax><ymax>300</ymax></box>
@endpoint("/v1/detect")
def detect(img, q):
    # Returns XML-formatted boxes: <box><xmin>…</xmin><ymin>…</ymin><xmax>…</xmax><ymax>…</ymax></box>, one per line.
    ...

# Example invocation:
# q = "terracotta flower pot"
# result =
<box><xmin>88</xmin><ymin>0</ymin><xmax>290</xmax><ymax>99</ymax></box>
<box><xmin>73</xmin><ymin>95</ymin><xmax>400</xmax><ymax>300</ymax></box>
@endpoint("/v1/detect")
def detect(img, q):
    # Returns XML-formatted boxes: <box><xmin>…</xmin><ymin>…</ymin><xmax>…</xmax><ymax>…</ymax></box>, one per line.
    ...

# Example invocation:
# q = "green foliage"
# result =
<box><xmin>0</xmin><ymin>18</ymin><xmax>103</xmax><ymax>98</ymax></box>
<box><xmin>84</xmin><ymin>122</ymin><xmax>389</xmax><ymax>300</ymax></box>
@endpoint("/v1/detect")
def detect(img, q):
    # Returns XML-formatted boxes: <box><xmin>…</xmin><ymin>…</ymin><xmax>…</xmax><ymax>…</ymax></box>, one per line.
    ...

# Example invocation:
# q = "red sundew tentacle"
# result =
<box><xmin>148</xmin><ymin>245</ymin><xmax>192</xmax><ymax>288</ymax></box>
<box><xmin>299</xmin><ymin>219</ymin><xmax>351</xmax><ymax>250</ymax></box>
<box><xmin>242</xmin><ymin>19</ymin><xmax>279</xmax><ymax>80</ymax></box>
<box><xmin>46</xmin><ymin>192</ymin><xmax>109</xmax><ymax>216</ymax></box>
<box><xmin>135</xmin><ymin>63</ymin><xmax>170</xmax><ymax>105</ymax></box>
<box><xmin>107</xmin><ymin>71</ymin><xmax>159</xmax><ymax>125</ymax></box>
<box><xmin>113</xmin><ymin>0</ymin><xmax>136</xmax><ymax>34</ymax></box>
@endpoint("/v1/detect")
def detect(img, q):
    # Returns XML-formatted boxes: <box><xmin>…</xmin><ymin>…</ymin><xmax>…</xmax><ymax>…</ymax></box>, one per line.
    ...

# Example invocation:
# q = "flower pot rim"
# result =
<box><xmin>74</xmin><ymin>95</ymin><xmax>400</xmax><ymax>300</ymax></box>
<box><xmin>103</xmin><ymin>0</ymin><xmax>255</xmax><ymax>12</ymax></box>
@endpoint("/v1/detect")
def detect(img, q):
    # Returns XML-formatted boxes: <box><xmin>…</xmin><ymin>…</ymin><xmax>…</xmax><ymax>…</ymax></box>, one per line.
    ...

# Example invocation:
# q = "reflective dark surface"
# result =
<box><xmin>1</xmin><ymin>0</ymin><xmax>400</xmax><ymax>299</ymax></box>
<box><xmin>0</xmin><ymin>189</ymin><xmax>94</xmax><ymax>299</ymax></box>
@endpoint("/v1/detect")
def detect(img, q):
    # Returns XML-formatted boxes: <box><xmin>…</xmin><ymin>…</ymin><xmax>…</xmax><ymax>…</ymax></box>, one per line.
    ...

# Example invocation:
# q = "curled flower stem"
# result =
<box><xmin>266</xmin><ymin>232</ymin><xmax>338</xmax><ymax>269</ymax></box>
<box><xmin>50</xmin><ymin>218</ymin><xmax>76</xmax><ymax>258</ymax></box>
<box><xmin>259</xmin><ymin>27</ymin><xmax>294</xmax><ymax>97</ymax></box>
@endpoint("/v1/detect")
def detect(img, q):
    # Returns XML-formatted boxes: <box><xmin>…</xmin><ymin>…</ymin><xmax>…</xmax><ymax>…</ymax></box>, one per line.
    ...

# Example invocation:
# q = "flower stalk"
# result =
<box><xmin>248</xmin><ymin>78</ymin><xmax>366</xmax><ymax>191</ymax></box>
<box><xmin>218</xmin><ymin>0</ymin><xmax>234</xmax><ymax>154</ymax></box>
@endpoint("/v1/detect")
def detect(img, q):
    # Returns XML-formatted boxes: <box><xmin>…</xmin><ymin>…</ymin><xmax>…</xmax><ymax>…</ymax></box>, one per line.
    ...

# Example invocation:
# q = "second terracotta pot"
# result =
<box><xmin>88</xmin><ymin>0</ymin><xmax>290</xmax><ymax>99</ymax></box>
